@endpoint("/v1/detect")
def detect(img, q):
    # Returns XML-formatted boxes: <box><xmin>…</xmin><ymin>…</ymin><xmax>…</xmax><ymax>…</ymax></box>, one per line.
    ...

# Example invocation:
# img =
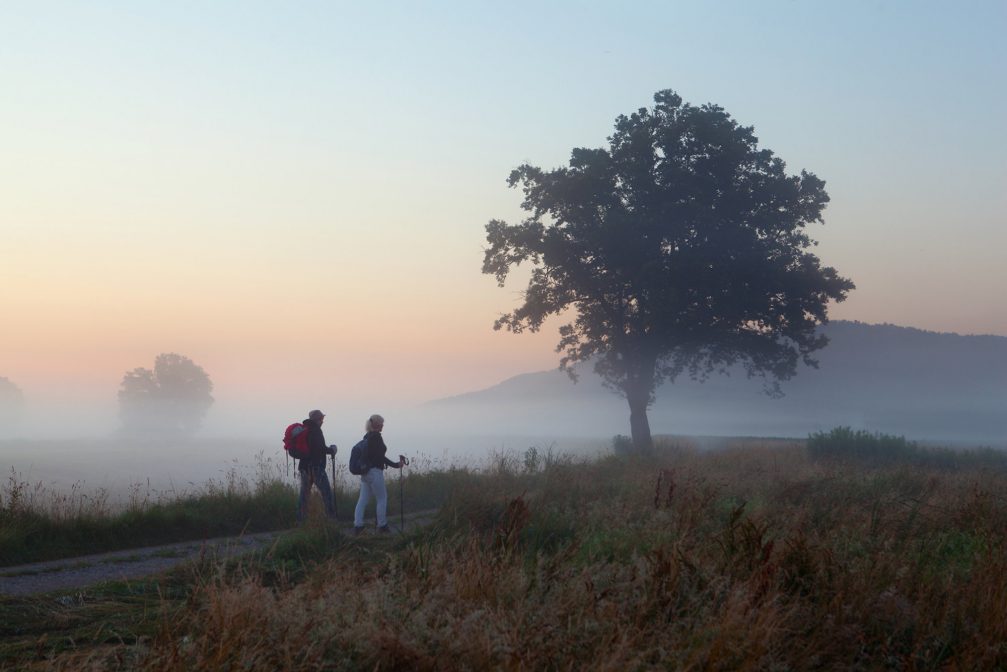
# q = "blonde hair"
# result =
<box><xmin>365</xmin><ymin>414</ymin><xmax>385</xmax><ymax>432</ymax></box>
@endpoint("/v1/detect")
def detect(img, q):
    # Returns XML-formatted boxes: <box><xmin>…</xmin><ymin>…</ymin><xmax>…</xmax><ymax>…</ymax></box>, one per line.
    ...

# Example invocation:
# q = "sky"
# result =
<box><xmin>1</xmin><ymin>1</ymin><xmax>1004</xmax><ymax>436</ymax></box>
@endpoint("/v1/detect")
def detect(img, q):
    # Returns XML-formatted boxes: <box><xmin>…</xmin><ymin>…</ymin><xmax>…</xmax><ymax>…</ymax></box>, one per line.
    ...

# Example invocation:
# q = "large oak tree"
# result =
<box><xmin>483</xmin><ymin>90</ymin><xmax>855</xmax><ymax>451</ymax></box>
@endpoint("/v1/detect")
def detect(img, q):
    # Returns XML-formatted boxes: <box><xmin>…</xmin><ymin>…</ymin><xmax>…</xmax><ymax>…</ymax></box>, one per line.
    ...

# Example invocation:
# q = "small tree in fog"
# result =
<box><xmin>118</xmin><ymin>353</ymin><xmax>214</xmax><ymax>436</ymax></box>
<box><xmin>483</xmin><ymin>90</ymin><xmax>854</xmax><ymax>452</ymax></box>
<box><xmin>0</xmin><ymin>376</ymin><xmax>25</xmax><ymax>430</ymax></box>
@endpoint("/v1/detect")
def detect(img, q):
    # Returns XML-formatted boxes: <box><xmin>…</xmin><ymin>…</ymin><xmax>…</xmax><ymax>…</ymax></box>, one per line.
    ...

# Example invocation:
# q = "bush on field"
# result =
<box><xmin>808</xmin><ymin>426</ymin><xmax>1007</xmax><ymax>471</ymax></box>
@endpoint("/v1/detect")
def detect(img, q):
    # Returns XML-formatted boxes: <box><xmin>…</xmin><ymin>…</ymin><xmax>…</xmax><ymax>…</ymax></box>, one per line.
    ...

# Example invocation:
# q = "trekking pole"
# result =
<box><xmin>398</xmin><ymin>454</ymin><xmax>409</xmax><ymax>532</ymax></box>
<box><xmin>336</xmin><ymin>447</ymin><xmax>344</xmax><ymax>519</ymax></box>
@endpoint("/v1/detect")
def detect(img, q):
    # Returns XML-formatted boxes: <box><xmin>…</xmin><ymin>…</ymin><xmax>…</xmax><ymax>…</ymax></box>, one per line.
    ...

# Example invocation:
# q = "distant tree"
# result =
<box><xmin>118</xmin><ymin>353</ymin><xmax>214</xmax><ymax>436</ymax></box>
<box><xmin>483</xmin><ymin>90</ymin><xmax>855</xmax><ymax>452</ymax></box>
<box><xmin>0</xmin><ymin>376</ymin><xmax>25</xmax><ymax>430</ymax></box>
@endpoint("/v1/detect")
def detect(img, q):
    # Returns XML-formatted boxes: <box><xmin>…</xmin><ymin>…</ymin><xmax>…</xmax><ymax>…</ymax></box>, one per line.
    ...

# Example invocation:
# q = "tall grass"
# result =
<box><xmin>0</xmin><ymin>447</ymin><xmax>543</xmax><ymax>566</ymax></box>
<box><xmin>0</xmin><ymin>456</ymin><xmax>298</xmax><ymax>566</ymax></box>
<box><xmin>16</xmin><ymin>434</ymin><xmax>1007</xmax><ymax>670</ymax></box>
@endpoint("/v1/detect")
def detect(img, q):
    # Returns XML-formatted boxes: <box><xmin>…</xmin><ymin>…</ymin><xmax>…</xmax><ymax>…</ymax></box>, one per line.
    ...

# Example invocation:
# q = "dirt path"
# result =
<box><xmin>0</xmin><ymin>532</ymin><xmax>282</xmax><ymax>597</ymax></box>
<box><xmin>0</xmin><ymin>513</ymin><xmax>437</xmax><ymax>597</ymax></box>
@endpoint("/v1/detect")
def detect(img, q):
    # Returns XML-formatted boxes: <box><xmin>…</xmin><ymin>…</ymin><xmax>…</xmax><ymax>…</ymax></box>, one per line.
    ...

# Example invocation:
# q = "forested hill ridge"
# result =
<box><xmin>427</xmin><ymin>321</ymin><xmax>1007</xmax><ymax>445</ymax></box>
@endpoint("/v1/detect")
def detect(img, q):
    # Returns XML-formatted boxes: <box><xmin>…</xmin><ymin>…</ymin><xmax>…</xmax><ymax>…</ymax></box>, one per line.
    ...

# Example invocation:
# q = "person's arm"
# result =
<box><xmin>368</xmin><ymin>432</ymin><xmax>400</xmax><ymax>468</ymax></box>
<box><xmin>378</xmin><ymin>435</ymin><xmax>402</xmax><ymax>468</ymax></box>
<box><xmin>318</xmin><ymin>430</ymin><xmax>336</xmax><ymax>456</ymax></box>
<box><xmin>310</xmin><ymin>425</ymin><xmax>328</xmax><ymax>459</ymax></box>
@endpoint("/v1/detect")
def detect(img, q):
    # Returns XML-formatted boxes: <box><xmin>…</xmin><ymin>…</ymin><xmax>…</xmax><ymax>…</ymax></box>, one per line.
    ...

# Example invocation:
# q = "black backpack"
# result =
<box><xmin>348</xmin><ymin>436</ymin><xmax>370</xmax><ymax>476</ymax></box>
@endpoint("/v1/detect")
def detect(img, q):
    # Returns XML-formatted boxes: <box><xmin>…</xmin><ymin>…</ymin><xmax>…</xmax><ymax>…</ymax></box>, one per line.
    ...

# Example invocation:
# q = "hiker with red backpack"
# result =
<box><xmin>290</xmin><ymin>409</ymin><xmax>338</xmax><ymax>524</ymax></box>
<box><xmin>352</xmin><ymin>414</ymin><xmax>405</xmax><ymax>535</ymax></box>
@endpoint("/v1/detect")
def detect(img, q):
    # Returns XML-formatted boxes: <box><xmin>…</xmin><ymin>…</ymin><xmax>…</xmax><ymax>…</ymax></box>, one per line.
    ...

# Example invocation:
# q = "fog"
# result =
<box><xmin>1</xmin><ymin>321</ymin><xmax>1003</xmax><ymax>500</ymax></box>
<box><xmin>0</xmin><ymin>433</ymin><xmax>610</xmax><ymax>505</ymax></box>
<box><xmin>423</xmin><ymin>322</ymin><xmax>1007</xmax><ymax>449</ymax></box>
<box><xmin>0</xmin><ymin>395</ymin><xmax>613</xmax><ymax>501</ymax></box>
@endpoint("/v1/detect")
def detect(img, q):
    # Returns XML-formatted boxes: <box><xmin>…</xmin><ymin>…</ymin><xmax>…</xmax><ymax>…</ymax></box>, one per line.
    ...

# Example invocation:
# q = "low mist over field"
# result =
<box><xmin>1</xmin><ymin>321</ymin><xmax>1003</xmax><ymax>496</ymax></box>
<box><xmin>429</xmin><ymin>321</ymin><xmax>1007</xmax><ymax>446</ymax></box>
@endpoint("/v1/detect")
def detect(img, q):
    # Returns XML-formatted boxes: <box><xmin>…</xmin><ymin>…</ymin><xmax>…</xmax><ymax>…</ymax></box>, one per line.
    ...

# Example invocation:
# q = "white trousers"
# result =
<box><xmin>354</xmin><ymin>467</ymin><xmax>388</xmax><ymax>528</ymax></box>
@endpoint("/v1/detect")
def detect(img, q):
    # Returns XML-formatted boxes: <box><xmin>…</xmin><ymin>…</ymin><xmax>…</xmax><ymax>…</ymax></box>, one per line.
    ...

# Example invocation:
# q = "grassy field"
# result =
<box><xmin>3</xmin><ymin>431</ymin><xmax>1007</xmax><ymax>670</ymax></box>
<box><xmin>0</xmin><ymin>452</ymin><xmax>457</xmax><ymax>567</ymax></box>
<box><xmin>0</xmin><ymin>458</ymin><xmax>295</xmax><ymax>567</ymax></box>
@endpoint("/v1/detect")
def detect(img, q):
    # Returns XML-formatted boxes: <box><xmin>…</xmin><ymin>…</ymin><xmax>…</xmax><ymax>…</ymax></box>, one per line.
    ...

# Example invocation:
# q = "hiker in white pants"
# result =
<box><xmin>353</xmin><ymin>414</ymin><xmax>403</xmax><ymax>534</ymax></box>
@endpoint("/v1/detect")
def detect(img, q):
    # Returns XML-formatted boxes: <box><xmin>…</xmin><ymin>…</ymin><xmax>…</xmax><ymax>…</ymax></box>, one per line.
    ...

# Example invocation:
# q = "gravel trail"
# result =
<box><xmin>0</xmin><ymin>512</ymin><xmax>437</xmax><ymax>597</ymax></box>
<box><xmin>0</xmin><ymin>531</ymin><xmax>282</xmax><ymax>597</ymax></box>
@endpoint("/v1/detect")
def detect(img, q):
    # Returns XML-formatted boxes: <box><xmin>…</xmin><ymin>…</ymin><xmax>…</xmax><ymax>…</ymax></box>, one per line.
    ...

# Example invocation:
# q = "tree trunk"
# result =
<box><xmin>626</xmin><ymin>386</ymin><xmax>654</xmax><ymax>453</ymax></box>
<box><xmin>620</xmin><ymin>348</ymin><xmax>658</xmax><ymax>454</ymax></box>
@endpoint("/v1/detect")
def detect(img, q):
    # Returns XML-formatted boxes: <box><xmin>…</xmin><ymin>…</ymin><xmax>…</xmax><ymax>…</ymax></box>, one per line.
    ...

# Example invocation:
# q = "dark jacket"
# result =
<box><xmin>363</xmin><ymin>430</ymin><xmax>398</xmax><ymax>471</ymax></box>
<box><xmin>297</xmin><ymin>418</ymin><xmax>334</xmax><ymax>471</ymax></box>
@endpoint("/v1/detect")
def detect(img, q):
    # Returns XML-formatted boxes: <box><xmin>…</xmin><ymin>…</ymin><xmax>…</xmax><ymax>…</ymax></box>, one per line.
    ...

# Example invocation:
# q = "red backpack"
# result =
<box><xmin>283</xmin><ymin>422</ymin><xmax>311</xmax><ymax>460</ymax></box>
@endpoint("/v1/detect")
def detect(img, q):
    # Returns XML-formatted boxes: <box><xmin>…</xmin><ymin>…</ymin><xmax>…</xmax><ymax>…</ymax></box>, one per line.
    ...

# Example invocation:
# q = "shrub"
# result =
<box><xmin>611</xmin><ymin>434</ymin><xmax>634</xmax><ymax>455</ymax></box>
<box><xmin>807</xmin><ymin>426</ymin><xmax>1007</xmax><ymax>471</ymax></box>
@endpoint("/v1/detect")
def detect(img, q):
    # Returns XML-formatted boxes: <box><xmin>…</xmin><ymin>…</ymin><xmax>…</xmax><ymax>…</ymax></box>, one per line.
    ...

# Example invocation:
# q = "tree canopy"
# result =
<box><xmin>483</xmin><ymin>89</ymin><xmax>855</xmax><ymax>450</ymax></box>
<box><xmin>118</xmin><ymin>353</ymin><xmax>214</xmax><ymax>436</ymax></box>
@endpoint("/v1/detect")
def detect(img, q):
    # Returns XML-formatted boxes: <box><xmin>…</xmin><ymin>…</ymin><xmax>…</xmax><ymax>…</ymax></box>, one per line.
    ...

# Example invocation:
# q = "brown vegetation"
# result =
<box><xmin>13</xmin><ymin>437</ymin><xmax>1007</xmax><ymax>670</ymax></box>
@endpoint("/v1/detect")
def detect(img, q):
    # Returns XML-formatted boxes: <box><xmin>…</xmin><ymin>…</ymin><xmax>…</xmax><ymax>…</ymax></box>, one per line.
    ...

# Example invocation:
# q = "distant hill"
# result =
<box><xmin>426</xmin><ymin>321</ymin><xmax>1007</xmax><ymax>445</ymax></box>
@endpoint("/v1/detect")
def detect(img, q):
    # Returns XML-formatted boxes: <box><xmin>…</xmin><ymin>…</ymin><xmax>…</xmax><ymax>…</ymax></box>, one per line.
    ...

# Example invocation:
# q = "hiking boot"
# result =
<box><xmin>378</xmin><ymin>525</ymin><xmax>392</xmax><ymax>534</ymax></box>
<box><xmin>353</xmin><ymin>526</ymin><xmax>364</xmax><ymax>536</ymax></box>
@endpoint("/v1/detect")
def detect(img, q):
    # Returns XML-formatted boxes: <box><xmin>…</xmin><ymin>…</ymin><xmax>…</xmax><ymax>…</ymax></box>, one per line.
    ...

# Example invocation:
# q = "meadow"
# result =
<box><xmin>3</xmin><ymin>430</ymin><xmax>1007</xmax><ymax>670</ymax></box>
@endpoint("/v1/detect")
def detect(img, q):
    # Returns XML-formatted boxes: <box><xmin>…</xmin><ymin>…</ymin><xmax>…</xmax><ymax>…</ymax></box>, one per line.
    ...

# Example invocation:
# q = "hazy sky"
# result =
<box><xmin>2</xmin><ymin>1</ymin><xmax>1004</xmax><ymax>428</ymax></box>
